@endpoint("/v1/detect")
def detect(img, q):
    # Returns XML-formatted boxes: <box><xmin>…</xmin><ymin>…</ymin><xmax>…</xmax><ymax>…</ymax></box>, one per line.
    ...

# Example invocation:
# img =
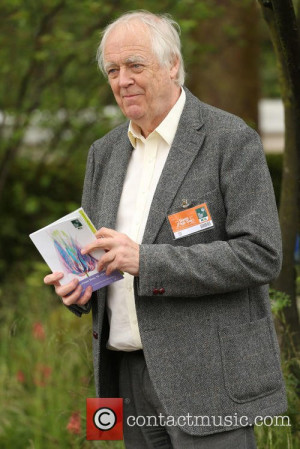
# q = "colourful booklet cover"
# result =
<box><xmin>29</xmin><ymin>208</ymin><xmax>123</xmax><ymax>295</ymax></box>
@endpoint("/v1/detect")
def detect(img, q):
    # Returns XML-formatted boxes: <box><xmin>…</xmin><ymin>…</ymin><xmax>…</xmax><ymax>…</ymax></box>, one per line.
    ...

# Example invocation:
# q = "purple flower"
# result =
<box><xmin>51</xmin><ymin>230</ymin><xmax>97</xmax><ymax>277</ymax></box>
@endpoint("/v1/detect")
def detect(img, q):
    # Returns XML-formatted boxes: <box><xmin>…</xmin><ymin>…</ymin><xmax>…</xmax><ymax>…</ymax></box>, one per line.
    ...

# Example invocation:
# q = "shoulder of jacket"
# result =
<box><xmin>184</xmin><ymin>87</ymin><xmax>252</xmax><ymax>134</ymax></box>
<box><xmin>91</xmin><ymin>120</ymin><xmax>129</xmax><ymax>151</ymax></box>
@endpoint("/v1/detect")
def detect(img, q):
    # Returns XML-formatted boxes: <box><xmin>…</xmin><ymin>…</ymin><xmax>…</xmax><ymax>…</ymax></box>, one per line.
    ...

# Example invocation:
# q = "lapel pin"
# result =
<box><xmin>181</xmin><ymin>199</ymin><xmax>190</xmax><ymax>208</ymax></box>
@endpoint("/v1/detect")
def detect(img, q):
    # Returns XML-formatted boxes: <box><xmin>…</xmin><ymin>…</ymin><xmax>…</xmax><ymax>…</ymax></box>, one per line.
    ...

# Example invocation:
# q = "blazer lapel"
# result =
<box><xmin>97</xmin><ymin>131</ymin><xmax>132</xmax><ymax>229</ymax></box>
<box><xmin>142</xmin><ymin>90</ymin><xmax>205</xmax><ymax>244</ymax></box>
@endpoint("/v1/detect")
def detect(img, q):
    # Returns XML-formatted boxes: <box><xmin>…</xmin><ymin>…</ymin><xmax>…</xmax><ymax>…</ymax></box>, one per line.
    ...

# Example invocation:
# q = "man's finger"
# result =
<box><xmin>95</xmin><ymin>227</ymin><xmax>117</xmax><ymax>238</ymax></box>
<box><xmin>81</xmin><ymin>236</ymin><xmax>114</xmax><ymax>255</ymax></box>
<box><xmin>44</xmin><ymin>272</ymin><xmax>64</xmax><ymax>286</ymax></box>
<box><xmin>97</xmin><ymin>249</ymin><xmax>116</xmax><ymax>272</ymax></box>
<box><xmin>55</xmin><ymin>278</ymin><xmax>79</xmax><ymax>298</ymax></box>
<box><xmin>76</xmin><ymin>286</ymin><xmax>93</xmax><ymax>305</ymax></box>
<box><xmin>105</xmin><ymin>261</ymin><xmax>119</xmax><ymax>276</ymax></box>
<box><xmin>61</xmin><ymin>283</ymin><xmax>83</xmax><ymax>306</ymax></box>
<box><xmin>81</xmin><ymin>239</ymin><xmax>104</xmax><ymax>255</ymax></box>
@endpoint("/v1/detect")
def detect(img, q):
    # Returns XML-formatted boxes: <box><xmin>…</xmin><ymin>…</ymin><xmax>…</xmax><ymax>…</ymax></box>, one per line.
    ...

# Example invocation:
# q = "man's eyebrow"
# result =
<box><xmin>124</xmin><ymin>56</ymin><xmax>147</xmax><ymax>64</ymax></box>
<box><xmin>105</xmin><ymin>55</ymin><xmax>147</xmax><ymax>71</ymax></box>
<box><xmin>104</xmin><ymin>62</ymin><xmax>117</xmax><ymax>72</ymax></box>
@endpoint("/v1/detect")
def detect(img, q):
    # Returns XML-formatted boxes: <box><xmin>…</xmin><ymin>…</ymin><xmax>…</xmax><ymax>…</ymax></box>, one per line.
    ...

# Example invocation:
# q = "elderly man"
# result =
<box><xmin>45</xmin><ymin>10</ymin><xmax>287</xmax><ymax>449</ymax></box>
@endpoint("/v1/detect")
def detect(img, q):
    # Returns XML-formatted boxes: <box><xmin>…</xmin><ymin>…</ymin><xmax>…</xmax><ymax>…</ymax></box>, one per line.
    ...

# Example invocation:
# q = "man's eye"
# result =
<box><xmin>107</xmin><ymin>68</ymin><xmax>118</xmax><ymax>76</ymax></box>
<box><xmin>131</xmin><ymin>64</ymin><xmax>143</xmax><ymax>71</ymax></box>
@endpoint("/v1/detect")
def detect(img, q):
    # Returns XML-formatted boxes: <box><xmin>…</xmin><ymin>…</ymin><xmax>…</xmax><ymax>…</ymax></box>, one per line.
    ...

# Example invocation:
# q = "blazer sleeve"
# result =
<box><xmin>137</xmin><ymin>125</ymin><xmax>282</xmax><ymax>297</ymax></box>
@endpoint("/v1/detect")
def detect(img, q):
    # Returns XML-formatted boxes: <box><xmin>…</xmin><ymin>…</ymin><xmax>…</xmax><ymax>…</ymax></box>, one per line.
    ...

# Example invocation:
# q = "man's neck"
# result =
<box><xmin>135</xmin><ymin>86</ymin><xmax>182</xmax><ymax>138</ymax></box>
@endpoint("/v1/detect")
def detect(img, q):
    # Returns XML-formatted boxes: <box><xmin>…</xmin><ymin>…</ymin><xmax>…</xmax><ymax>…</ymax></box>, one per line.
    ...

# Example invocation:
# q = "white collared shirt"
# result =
<box><xmin>106</xmin><ymin>88</ymin><xmax>186</xmax><ymax>351</ymax></box>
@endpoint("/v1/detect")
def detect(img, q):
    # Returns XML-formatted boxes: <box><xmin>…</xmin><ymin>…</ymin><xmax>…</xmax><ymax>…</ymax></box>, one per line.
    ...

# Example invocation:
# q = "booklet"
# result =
<box><xmin>29</xmin><ymin>208</ymin><xmax>123</xmax><ymax>295</ymax></box>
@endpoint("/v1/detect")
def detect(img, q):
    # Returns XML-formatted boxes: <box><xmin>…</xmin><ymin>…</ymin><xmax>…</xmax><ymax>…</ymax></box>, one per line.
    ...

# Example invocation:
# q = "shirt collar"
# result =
<box><xmin>128</xmin><ymin>88</ymin><xmax>186</xmax><ymax>148</ymax></box>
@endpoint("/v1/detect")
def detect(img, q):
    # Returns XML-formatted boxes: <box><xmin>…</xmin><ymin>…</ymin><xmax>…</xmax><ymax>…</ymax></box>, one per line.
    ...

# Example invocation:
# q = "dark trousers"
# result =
<box><xmin>119</xmin><ymin>350</ymin><xmax>257</xmax><ymax>449</ymax></box>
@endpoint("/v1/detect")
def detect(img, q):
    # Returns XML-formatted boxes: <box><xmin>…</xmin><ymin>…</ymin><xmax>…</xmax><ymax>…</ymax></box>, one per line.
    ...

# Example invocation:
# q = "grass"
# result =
<box><xmin>0</xmin><ymin>262</ymin><xmax>125</xmax><ymax>449</ymax></box>
<box><xmin>0</xmin><ymin>262</ymin><xmax>299</xmax><ymax>448</ymax></box>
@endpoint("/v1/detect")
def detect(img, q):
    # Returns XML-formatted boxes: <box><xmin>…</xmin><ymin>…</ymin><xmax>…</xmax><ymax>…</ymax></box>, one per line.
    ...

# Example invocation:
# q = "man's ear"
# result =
<box><xmin>169</xmin><ymin>55</ymin><xmax>180</xmax><ymax>80</ymax></box>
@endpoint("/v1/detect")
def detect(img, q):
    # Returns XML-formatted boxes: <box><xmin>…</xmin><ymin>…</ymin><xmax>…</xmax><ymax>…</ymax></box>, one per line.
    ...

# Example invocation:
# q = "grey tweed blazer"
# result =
<box><xmin>73</xmin><ymin>87</ymin><xmax>287</xmax><ymax>436</ymax></box>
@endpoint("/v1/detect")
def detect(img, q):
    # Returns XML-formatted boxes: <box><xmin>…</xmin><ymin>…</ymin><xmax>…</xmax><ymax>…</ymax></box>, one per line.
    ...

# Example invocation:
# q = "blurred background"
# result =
<box><xmin>0</xmin><ymin>0</ymin><xmax>299</xmax><ymax>448</ymax></box>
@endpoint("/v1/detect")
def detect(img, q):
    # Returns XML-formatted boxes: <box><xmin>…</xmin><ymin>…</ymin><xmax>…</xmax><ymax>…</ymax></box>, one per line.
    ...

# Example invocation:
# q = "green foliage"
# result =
<box><xmin>263</xmin><ymin>289</ymin><xmax>300</xmax><ymax>448</ymax></box>
<box><xmin>0</xmin><ymin>0</ymin><xmax>126</xmax><ymax>207</ymax></box>
<box><xmin>0</xmin><ymin>266</ymin><xmax>125</xmax><ymax>448</ymax></box>
<box><xmin>270</xmin><ymin>288</ymin><xmax>291</xmax><ymax>318</ymax></box>
<box><xmin>0</xmin><ymin>1</ymin><xmax>111</xmax><ymax>112</ymax></box>
<box><xmin>0</xmin><ymin>157</ymin><xmax>84</xmax><ymax>280</ymax></box>
<box><xmin>297</xmin><ymin>266</ymin><xmax>300</xmax><ymax>296</ymax></box>
<box><xmin>255</xmin><ymin>421</ymin><xmax>294</xmax><ymax>449</ymax></box>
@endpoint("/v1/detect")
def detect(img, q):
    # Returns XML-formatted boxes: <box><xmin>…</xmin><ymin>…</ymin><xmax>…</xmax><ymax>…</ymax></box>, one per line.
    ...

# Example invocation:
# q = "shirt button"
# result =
<box><xmin>153</xmin><ymin>288</ymin><xmax>159</xmax><ymax>295</ymax></box>
<box><xmin>159</xmin><ymin>288</ymin><xmax>165</xmax><ymax>295</ymax></box>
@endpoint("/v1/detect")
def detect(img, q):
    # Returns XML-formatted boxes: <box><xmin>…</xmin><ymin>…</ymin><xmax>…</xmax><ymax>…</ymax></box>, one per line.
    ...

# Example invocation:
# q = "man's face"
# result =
<box><xmin>103</xmin><ymin>22</ymin><xmax>180</xmax><ymax>137</ymax></box>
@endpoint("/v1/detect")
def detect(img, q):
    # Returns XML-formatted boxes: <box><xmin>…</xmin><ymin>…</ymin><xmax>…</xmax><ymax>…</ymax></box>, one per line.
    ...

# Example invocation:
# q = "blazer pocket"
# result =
<box><xmin>218</xmin><ymin>317</ymin><xmax>282</xmax><ymax>403</ymax></box>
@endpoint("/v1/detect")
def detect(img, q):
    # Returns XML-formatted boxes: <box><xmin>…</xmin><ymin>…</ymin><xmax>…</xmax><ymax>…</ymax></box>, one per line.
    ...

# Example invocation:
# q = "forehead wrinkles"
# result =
<box><xmin>103</xmin><ymin>23</ymin><xmax>155</xmax><ymax>64</ymax></box>
<box><xmin>104</xmin><ymin>48</ymin><xmax>157</xmax><ymax>73</ymax></box>
<box><xmin>105</xmin><ymin>44</ymin><xmax>150</xmax><ymax>59</ymax></box>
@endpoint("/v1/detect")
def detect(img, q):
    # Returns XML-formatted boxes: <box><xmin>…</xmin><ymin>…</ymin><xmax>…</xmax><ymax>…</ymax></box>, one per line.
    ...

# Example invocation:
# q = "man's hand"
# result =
<box><xmin>43</xmin><ymin>272</ymin><xmax>93</xmax><ymax>306</ymax></box>
<box><xmin>44</xmin><ymin>228</ymin><xmax>138</xmax><ymax>306</ymax></box>
<box><xmin>81</xmin><ymin>227</ymin><xmax>140</xmax><ymax>276</ymax></box>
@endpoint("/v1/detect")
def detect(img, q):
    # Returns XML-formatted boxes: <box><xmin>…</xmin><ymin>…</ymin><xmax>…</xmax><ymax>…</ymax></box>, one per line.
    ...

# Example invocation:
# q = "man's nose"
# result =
<box><xmin>118</xmin><ymin>67</ymin><xmax>134</xmax><ymax>87</ymax></box>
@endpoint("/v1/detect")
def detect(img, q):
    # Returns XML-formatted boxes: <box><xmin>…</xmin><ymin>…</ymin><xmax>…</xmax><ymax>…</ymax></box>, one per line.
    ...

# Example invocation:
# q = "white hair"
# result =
<box><xmin>96</xmin><ymin>10</ymin><xmax>185</xmax><ymax>86</ymax></box>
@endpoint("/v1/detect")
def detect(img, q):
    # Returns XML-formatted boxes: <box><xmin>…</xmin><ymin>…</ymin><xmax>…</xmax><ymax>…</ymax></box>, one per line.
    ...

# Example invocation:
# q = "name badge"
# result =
<box><xmin>168</xmin><ymin>203</ymin><xmax>214</xmax><ymax>239</ymax></box>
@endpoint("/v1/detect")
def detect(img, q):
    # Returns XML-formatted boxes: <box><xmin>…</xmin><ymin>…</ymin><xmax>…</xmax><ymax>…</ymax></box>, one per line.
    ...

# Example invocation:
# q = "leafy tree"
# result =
<box><xmin>0</xmin><ymin>0</ymin><xmax>121</xmax><ymax>199</ymax></box>
<box><xmin>0</xmin><ymin>0</ymin><xmax>124</xmax><ymax>277</ymax></box>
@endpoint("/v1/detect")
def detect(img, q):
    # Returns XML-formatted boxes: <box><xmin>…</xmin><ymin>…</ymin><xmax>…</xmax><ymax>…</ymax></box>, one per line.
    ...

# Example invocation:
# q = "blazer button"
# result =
<box><xmin>159</xmin><ymin>288</ymin><xmax>165</xmax><ymax>295</ymax></box>
<box><xmin>93</xmin><ymin>331</ymin><xmax>98</xmax><ymax>339</ymax></box>
<box><xmin>153</xmin><ymin>288</ymin><xmax>159</xmax><ymax>295</ymax></box>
